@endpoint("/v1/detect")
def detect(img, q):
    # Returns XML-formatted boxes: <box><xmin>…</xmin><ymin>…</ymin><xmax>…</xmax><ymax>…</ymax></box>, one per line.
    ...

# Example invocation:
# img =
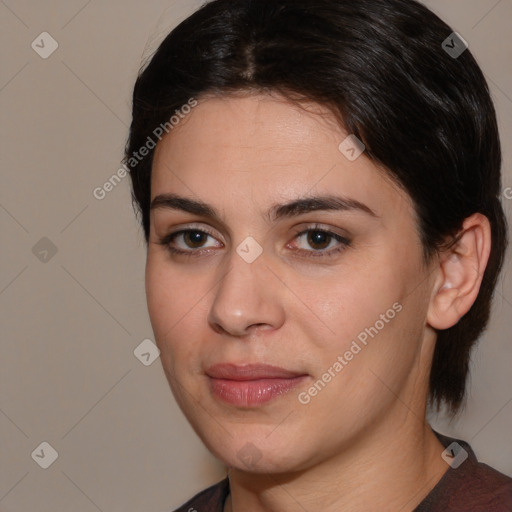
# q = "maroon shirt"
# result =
<box><xmin>172</xmin><ymin>432</ymin><xmax>512</xmax><ymax>511</ymax></box>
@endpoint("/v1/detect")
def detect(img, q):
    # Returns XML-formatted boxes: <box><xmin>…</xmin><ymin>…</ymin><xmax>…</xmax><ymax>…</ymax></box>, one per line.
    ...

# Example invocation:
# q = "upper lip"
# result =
<box><xmin>206</xmin><ymin>363</ymin><xmax>307</xmax><ymax>381</ymax></box>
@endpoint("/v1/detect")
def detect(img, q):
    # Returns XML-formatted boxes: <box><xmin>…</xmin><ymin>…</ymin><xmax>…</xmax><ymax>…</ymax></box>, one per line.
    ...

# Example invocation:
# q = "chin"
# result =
<box><xmin>199</xmin><ymin>427</ymin><xmax>309</xmax><ymax>474</ymax></box>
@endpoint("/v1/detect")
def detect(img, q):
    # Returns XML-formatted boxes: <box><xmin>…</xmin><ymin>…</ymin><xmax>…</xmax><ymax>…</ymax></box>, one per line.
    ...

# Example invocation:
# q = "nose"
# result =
<box><xmin>208</xmin><ymin>252</ymin><xmax>286</xmax><ymax>337</ymax></box>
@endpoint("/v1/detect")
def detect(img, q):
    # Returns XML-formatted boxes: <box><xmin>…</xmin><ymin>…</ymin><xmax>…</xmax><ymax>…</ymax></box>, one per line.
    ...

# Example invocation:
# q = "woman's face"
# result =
<box><xmin>146</xmin><ymin>93</ymin><xmax>437</xmax><ymax>473</ymax></box>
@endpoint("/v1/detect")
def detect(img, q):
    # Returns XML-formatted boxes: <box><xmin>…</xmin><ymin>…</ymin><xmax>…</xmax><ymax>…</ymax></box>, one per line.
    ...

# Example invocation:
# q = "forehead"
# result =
<box><xmin>150</xmin><ymin>93</ymin><xmax>412</xmax><ymax>221</ymax></box>
<box><xmin>153</xmin><ymin>93</ymin><xmax>341</xmax><ymax>177</ymax></box>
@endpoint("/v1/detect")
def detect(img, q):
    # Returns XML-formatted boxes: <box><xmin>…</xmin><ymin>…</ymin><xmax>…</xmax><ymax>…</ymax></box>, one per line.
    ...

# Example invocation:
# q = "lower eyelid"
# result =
<box><xmin>291</xmin><ymin>241</ymin><xmax>349</xmax><ymax>259</ymax></box>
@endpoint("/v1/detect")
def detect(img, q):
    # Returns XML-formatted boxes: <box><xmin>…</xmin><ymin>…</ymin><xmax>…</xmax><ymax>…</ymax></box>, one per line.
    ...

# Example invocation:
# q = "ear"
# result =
<box><xmin>427</xmin><ymin>213</ymin><xmax>492</xmax><ymax>330</ymax></box>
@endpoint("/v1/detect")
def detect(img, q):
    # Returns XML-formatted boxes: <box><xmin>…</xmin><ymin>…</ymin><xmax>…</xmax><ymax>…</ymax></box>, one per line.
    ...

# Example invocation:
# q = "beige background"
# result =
<box><xmin>0</xmin><ymin>1</ymin><xmax>511</xmax><ymax>511</ymax></box>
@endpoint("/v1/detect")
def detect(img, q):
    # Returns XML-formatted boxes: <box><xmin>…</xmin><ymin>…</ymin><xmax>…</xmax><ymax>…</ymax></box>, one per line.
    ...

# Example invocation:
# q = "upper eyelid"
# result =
<box><xmin>166</xmin><ymin>228</ymin><xmax>221</xmax><ymax>246</ymax></box>
<box><xmin>167</xmin><ymin>223</ymin><xmax>346</xmax><ymax>239</ymax></box>
<box><xmin>167</xmin><ymin>224</ymin><xmax>222</xmax><ymax>239</ymax></box>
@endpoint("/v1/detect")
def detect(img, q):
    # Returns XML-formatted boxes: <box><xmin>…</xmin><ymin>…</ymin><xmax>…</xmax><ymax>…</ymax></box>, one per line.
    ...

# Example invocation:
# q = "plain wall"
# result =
<box><xmin>1</xmin><ymin>1</ymin><xmax>511</xmax><ymax>511</ymax></box>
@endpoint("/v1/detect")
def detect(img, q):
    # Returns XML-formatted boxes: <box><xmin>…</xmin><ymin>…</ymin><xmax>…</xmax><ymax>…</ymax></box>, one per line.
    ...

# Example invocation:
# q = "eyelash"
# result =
<box><xmin>157</xmin><ymin>225</ymin><xmax>351</xmax><ymax>260</ymax></box>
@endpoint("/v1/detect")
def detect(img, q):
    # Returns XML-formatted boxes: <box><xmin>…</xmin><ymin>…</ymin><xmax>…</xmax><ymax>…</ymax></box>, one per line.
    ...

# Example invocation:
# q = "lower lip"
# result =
<box><xmin>209</xmin><ymin>376</ymin><xmax>308</xmax><ymax>407</ymax></box>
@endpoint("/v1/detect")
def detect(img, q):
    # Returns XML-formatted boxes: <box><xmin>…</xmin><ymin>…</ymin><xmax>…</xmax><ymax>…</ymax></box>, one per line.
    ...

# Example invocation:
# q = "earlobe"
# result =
<box><xmin>427</xmin><ymin>213</ymin><xmax>491</xmax><ymax>330</ymax></box>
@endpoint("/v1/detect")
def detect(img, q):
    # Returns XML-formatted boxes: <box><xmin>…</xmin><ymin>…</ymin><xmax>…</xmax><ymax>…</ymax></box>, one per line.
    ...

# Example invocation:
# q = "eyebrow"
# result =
<box><xmin>150</xmin><ymin>193</ymin><xmax>378</xmax><ymax>221</ymax></box>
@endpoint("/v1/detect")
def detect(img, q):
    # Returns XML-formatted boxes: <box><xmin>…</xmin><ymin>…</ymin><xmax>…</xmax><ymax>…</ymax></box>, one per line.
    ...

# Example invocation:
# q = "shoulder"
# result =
<box><xmin>171</xmin><ymin>478</ymin><xmax>230</xmax><ymax>512</ymax></box>
<box><xmin>416</xmin><ymin>432</ymin><xmax>512</xmax><ymax>511</ymax></box>
<box><xmin>439</xmin><ymin>462</ymin><xmax>512</xmax><ymax>511</ymax></box>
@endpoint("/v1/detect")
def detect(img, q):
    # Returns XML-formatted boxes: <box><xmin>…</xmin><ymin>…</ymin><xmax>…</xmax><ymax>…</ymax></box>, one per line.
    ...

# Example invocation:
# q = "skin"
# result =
<box><xmin>146</xmin><ymin>93</ymin><xmax>491</xmax><ymax>512</ymax></box>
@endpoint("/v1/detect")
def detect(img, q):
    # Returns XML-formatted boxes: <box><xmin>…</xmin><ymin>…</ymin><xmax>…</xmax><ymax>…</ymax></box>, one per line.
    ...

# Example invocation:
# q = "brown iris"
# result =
<box><xmin>307</xmin><ymin>231</ymin><xmax>331</xmax><ymax>250</ymax></box>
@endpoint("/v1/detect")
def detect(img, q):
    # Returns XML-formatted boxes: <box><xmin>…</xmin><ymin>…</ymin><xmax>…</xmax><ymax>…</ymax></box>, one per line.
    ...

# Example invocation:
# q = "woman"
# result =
<box><xmin>125</xmin><ymin>0</ymin><xmax>512</xmax><ymax>510</ymax></box>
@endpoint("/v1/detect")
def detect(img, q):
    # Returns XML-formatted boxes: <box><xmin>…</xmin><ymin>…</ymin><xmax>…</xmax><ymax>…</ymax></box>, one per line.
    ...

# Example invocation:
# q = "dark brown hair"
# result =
<box><xmin>125</xmin><ymin>0</ymin><xmax>508</xmax><ymax>413</ymax></box>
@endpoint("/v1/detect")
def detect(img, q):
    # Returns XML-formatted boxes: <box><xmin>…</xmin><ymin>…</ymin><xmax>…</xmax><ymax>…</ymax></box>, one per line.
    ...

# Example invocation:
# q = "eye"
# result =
<box><xmin>288</xmin><ymin>227</ymin><xmax>351</xmax><ymax>258</ymax></box>
<box><xmin>158</xmin><ymin>228</ymin><xmax>222</xmax><ymax>255</ymax></box>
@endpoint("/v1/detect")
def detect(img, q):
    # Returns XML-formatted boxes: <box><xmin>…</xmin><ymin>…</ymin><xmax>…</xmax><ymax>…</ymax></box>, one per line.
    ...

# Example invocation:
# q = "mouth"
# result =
<box><xmin>206</xmin><ymin>363</ymin><xmax>309</xmax><ymax>407</ymax></box>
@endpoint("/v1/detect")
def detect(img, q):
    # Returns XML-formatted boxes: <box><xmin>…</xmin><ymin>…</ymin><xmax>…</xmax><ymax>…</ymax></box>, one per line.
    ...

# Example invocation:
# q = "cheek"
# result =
<box><xmin>294</xmin><ymin>263</ymin><xmax>399</xmax><ymax>351</ymax></box>
<box><xmin>145</xmin><ymin>254</ymin><xmax>207</xmax><ymax>360</ymax></box>
<box><xmin>293</xmin><ymin>252</ymin><xmax>424</xmax><ymax>389</ymax></box>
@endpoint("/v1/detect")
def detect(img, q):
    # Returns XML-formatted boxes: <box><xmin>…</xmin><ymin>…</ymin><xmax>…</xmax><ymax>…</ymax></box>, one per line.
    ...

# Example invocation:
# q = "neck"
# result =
<box><xmin>225</xmin><ymin>418</ymin><xmax>448</xmax><ymax>512</ymax></box>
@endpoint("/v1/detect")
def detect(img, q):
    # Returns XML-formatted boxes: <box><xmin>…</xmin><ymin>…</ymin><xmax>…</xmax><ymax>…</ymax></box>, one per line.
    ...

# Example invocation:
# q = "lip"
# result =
<box><xmin>206</xmin><ymin>363</ymin><xmax>306</xmax><ymax>380</ymax></box>
<box><xmin>206</xmin><ymin>364</ymin><xmax>308</xmax><ymax>407</ymax></box>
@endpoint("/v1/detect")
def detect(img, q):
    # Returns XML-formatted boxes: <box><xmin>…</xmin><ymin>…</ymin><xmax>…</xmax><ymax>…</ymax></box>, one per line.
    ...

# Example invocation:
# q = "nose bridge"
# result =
<box><xmin>208</xmin><ymin>250</ymin><xmax>285</xmax><ymax>336</ymax></box>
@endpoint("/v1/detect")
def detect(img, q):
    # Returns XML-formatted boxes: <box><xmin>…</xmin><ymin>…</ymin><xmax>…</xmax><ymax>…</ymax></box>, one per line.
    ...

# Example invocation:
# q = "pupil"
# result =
<box><xmin>186</xmin><ymin>231</ymin><xmax>206</xmax><ymax>248</ymax></box>
<box><xmin>308</xmin><ymin>231</ymin><xmax>330</xmax><ymax>250</ymax></box>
